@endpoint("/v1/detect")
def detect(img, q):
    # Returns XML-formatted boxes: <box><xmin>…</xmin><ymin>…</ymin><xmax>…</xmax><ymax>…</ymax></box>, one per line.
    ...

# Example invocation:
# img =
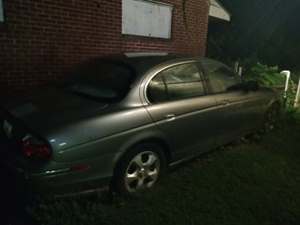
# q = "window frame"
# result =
<box><xmin>200</xmin><ymin>59</ymin><xmax>242</xmax><ymax>95</ymax></box>
<box><xmin>122</xmin><ymin>0</ymin><xmax>173</xmax><ymax>39</ymax></box>
<box><xmin>145</xmin><ymin>61</ymin><xmax>208</xmax><ymax>104</ymax></box>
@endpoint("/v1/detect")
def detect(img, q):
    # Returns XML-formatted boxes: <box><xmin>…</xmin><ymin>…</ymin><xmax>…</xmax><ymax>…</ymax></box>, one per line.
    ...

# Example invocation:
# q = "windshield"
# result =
<box><xmin>63</xmin><ymin>59</ymin><xmax>136</xmax><ymax>102</ymax></box>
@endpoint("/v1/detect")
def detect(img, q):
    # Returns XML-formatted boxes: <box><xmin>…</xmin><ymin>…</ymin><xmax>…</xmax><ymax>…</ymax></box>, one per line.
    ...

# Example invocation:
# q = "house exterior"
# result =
<box><xmin>209</xmin><ymin>0</ymin><xmax>230</xmax><ymax>22</ymax></box>
<box><xmin>0</xmin><ymin>0</ymin><xmax>227</xmax><ymax>94</ymax></box>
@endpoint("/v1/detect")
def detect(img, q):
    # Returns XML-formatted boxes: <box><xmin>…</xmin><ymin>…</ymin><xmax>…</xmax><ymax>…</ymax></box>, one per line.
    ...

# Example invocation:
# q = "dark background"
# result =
<box><xmin>208</xmin><ymin>0</ymin><xmax>300</xmax><ymax>70</ymax></box>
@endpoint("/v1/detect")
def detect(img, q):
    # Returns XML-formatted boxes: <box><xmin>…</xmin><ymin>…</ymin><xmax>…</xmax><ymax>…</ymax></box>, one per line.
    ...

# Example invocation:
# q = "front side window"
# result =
<box><xmin>202</xmin><ymin>59</ymin><xmax>240</xmax><ymax>93</ymax></box>
<box><xmin>147</xmin><ymin>63</ymin><xmax>205</xmax><ymax>103</ymax></box>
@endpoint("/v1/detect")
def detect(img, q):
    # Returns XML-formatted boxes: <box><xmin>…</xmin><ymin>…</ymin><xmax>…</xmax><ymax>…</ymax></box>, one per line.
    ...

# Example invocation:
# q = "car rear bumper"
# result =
<box><xmin>0</xmin><ymin>142</ymin><xmax>113</xmax><ymax>197</ymax></box>
<box><xmin>0</xmin><ymin>159</ymin><xmax>112</xmax><ymax>197</ymax></box>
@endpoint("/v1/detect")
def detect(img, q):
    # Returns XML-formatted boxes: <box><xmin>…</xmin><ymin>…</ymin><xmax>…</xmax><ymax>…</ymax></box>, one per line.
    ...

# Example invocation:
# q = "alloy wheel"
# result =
<box><xmin>124</xmin><ymin>151</ymin><xmax>160</xmax><ymax>193</ymax></box>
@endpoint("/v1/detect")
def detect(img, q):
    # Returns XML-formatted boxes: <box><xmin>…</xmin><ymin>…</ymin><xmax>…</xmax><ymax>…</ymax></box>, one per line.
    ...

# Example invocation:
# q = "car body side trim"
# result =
<box><xmin>57</xmin><ymin>122</ymin><xmax>159</xmax><ymax>154</ymax></box>
<box><xmin>153</xmin><ymin>103</ymin><xmax>220</xmax><ymax>125</ymax></box>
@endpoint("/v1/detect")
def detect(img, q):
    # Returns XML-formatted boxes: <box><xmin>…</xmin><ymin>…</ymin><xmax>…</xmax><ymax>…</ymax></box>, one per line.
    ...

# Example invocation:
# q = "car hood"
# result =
<box><xmin>0</xmin><ymin>88</ymin><xmax>109</xmax><ymax>135</ymax></box>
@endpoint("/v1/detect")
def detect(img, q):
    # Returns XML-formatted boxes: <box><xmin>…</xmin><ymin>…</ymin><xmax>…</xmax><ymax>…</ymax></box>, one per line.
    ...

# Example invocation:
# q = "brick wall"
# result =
<box><xmin>0</xmin><ymin>0</ymin><xmax>209</xmax><ymax>94</ymax></box>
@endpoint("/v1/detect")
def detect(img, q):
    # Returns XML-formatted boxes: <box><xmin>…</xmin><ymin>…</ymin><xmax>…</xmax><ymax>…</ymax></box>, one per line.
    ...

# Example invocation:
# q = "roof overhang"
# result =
<box><xmin>209</xmin><ymin>0</ymin><xmax>231</xmax><ymax>22</ymax></box>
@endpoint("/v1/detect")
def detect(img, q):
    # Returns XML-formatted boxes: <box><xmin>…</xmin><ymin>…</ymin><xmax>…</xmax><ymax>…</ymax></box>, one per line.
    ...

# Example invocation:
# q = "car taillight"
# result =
<box><xmin>21</xmin><ymin>135</ymin><xmax>52</xmax><ymax>160</ymax></box>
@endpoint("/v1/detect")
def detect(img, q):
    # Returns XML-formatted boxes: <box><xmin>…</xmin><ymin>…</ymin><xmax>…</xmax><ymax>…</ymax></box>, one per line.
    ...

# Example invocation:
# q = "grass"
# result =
<box><xmin>29</xmin><ymin>113</ymin><xmax>300</xmax><ymax>225</ymax></box>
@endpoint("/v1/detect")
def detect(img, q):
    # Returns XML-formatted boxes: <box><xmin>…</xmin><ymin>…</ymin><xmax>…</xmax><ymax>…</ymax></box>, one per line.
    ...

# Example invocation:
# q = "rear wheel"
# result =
<box><xmin>112</xmin><ymin>143</ymin><xmax>166</xmax><ymax>196</ymax></box>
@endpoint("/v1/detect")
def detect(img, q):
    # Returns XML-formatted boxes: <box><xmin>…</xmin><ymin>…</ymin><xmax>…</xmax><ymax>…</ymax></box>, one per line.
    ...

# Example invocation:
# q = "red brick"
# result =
<box><xmin>0</xmin><ymin>0</ymin><xmax>209</xmax><ymax>94</ymax></box>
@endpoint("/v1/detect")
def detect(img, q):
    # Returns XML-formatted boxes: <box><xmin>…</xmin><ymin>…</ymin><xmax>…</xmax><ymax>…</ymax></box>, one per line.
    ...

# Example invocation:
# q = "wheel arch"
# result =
<box><xmin>267</xmin><ymin>98</ymin><xmax>281</xmax><ymax>112</ymax></box>
<box><xmin>264</xmin><ymin>94</ymin><xmax>281</xmax><ymax>114</ymax></box>
<box><xmin>112</xmin><ymin>132</ymin><xmax>173</xmax><ymax>174</ymax></box>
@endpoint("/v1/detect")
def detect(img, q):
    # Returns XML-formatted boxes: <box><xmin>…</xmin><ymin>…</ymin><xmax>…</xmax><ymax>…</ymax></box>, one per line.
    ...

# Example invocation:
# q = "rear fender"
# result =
<box><xmin>113</xmin><ymin>129</ymin><xmax>172</xmax><ymax>166</ymax></box>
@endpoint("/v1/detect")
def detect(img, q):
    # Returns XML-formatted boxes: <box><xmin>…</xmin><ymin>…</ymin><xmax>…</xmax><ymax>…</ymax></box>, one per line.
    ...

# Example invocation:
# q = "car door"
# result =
<box><xmin>201</xmin><ymin>59</ymin><xmax>265</xmax><ymax>146</ymax></box>
<box><xmin>144</xmin><ymin>61</ymin><xmax>220</xmax><ymax>161</ymax></box>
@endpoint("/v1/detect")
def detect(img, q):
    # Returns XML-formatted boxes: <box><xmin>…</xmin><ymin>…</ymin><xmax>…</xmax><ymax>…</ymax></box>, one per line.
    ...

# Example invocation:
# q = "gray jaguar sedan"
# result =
<box><xmin>0</xmin><ymin>54</ymin><xmax>280</xmax><ymax>196</ymax></box>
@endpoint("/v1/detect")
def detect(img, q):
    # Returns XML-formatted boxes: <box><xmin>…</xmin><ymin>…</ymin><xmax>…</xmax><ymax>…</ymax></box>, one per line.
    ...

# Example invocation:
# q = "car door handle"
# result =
<box><xmin>164</xmin><ymin>114</ymin><xmax>176</xmax><ymax>121</ymax></box>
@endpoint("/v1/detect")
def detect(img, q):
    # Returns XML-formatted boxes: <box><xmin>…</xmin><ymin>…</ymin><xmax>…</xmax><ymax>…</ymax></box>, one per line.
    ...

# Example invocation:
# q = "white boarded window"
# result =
<box><xmin>0</xmin><ymin>0</ymin><xmax>4</xmax><ymax>22</ymax></box>
<box><xmin>122</xmin><ymin>0</ymin><xmax>173</xmax><ymax>39</ymax></box>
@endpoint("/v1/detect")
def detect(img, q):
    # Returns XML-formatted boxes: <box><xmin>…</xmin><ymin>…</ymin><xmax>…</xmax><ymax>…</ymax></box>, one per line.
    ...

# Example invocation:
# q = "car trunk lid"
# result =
<box><xmin>0</xmin><ymin>87</ymin><xmax>108</xmax><ymax>136</ymax></box>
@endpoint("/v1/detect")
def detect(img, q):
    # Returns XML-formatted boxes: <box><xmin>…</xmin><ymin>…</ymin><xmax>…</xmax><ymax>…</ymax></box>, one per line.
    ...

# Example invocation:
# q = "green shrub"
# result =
<box><xmin>242</xmin><ymin>63</ymin><xmax>298</xmax><ymax>112</ymax></box>
<box><xmin>244</xmin><ymin>63</ymin><xmax>285</xmax><ymax>86</ymax></box>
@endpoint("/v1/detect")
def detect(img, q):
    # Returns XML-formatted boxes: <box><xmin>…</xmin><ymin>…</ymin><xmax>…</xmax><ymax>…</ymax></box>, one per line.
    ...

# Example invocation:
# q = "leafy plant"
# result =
<box><xmin>244</xmin><ymin>63</ymin><xmax>285</xmax><ymax>86</ymax></box>
<box><xmin>243</xmin><ymin>63</ymin><xmax>297</xmax><ymax>111</ymax></box>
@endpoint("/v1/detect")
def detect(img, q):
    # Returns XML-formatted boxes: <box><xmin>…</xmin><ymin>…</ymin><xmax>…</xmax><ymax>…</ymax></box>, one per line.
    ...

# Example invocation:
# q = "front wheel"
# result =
<box><xmin>112</xmin><ymin>143</ymin><xmax>166</xmax><ymax>196</ymax></box>
<box><xmin>263</xmin><ymin>102</ymin><xmax>281</xmax><ymax>132</ymax></box>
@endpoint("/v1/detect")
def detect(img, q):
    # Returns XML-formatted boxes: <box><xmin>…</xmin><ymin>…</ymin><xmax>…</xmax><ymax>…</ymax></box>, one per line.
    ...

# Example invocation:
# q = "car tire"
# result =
<box><xmin>112</xmin><ymin>142</ymin><xmax>167</xmax><ymax>196</ymax></box>
<box><xmin>263</xmin><ymin>102</ymin><xmax>281</xmax><ymax>132</ymax></box>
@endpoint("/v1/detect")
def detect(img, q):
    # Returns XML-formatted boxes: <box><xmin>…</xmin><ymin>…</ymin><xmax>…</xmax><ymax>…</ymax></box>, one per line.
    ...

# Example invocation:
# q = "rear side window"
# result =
<box><xmin>202</xmin><ymin>59</ymin><xmax>240</xmax><ymax>93</ymax></box>
<box><xmin>147</xmin><ymin>63</ymin><xmax>205</xmax><ymax>103</ymax></box>
<box><xmin>63</xmin><ymin>59</ymin><xmax>135</xmax><ymax>102</ymax></box>
<box><xmin>147</xmin><ymin>75</ymin><xmax>168</xmax><ymax>103</ymax></box>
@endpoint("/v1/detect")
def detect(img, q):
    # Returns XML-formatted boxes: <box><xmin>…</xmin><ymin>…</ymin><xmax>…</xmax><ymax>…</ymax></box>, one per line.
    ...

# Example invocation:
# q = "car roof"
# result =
<box><xmin>123</xmin><ymin>54</ymin><xmax>185</xmax><ymax>75</ymax></box>
<box><xmin>82</xmin><ymin>53</ymin><xmax>202</xmax><ymax>76</ymax></box>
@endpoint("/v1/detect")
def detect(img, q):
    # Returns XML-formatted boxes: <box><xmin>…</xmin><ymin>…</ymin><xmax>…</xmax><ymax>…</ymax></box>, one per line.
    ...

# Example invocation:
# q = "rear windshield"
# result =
<box><xmin>63</xmin><ymin>59</ymin><xmax>136</xmax><ymax>102</ymax></box>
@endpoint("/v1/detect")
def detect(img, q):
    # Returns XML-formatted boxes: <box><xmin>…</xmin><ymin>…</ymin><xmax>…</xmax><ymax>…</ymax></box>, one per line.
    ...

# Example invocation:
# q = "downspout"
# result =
<box><xmin>280</xmin><ymin>70</ymin><xmax>291</xmax><ymax>100</ymax></box>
